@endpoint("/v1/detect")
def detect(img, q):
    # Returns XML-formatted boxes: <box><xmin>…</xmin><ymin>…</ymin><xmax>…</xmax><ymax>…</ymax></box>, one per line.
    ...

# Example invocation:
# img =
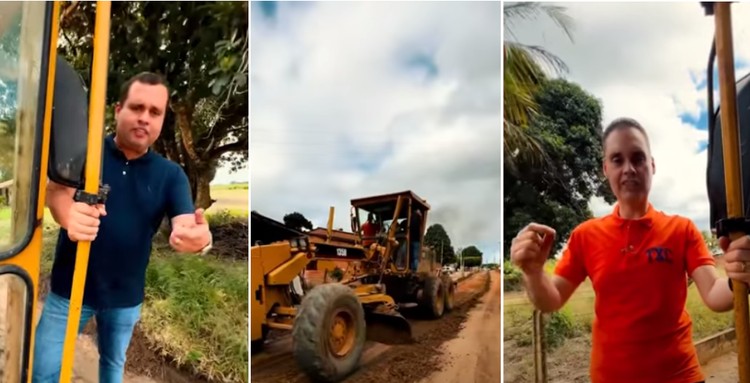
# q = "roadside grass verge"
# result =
<box><xmin>142</xmin><ymin>241</ymin><xmax>248</xmax><ymax>382</ymax></box>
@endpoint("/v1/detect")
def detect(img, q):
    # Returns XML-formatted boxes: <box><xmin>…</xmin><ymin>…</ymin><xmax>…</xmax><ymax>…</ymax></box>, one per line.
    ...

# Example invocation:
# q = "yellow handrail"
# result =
<box><xmin>58</xmin><ymin>2</ymin><xmax>111</xmax><ymax>382</ymax></box>
<box><xmin>712</xmin><ymin>3</ymin><xmax>750</xmax><ymax>382</ymax></box>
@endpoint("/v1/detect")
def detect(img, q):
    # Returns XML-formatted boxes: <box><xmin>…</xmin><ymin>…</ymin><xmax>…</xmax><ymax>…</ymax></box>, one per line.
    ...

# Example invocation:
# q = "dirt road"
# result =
<box><xmin>702</xmin><ymin>350</ymin><xmax>738</xmax><ymax>382</ymax></box>
<box><xmin>417</xmin><ymin>270</ymin><xmax>501</xmax><ymax>383</ymax></box>
<box><xmin>251</xmin><ymin>271</ymin><xmax>492</xmax><ymax>383</ymax></box>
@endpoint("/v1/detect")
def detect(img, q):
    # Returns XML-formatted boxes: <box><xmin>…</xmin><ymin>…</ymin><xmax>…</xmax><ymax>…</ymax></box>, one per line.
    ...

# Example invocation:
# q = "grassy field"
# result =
<box><xmin>0</xmin><ymin>207</ymin><xmax>10</xmax><ymax>245</ymax></box>
<box><xmin>503</xmin><ymin>260</ymin><xmax>735</xmax><ymax>382</ymax></box>
<box><xmin>207</xmin><ymin>182</ymin><xmax>248</xmax><ymax>216</ymax></box>
<box><xmin>33</xmin><ymin>184</ymin><xmax>249</xmax><ymax>382</ymax></box>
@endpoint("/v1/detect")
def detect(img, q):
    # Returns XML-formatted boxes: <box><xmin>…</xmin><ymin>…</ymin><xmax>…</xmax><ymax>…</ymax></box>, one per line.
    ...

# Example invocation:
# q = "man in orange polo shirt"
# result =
<box><xmin>510</xmin><ymin>117</ymin><xmax>750</xmax><ymax>383</ymax></box>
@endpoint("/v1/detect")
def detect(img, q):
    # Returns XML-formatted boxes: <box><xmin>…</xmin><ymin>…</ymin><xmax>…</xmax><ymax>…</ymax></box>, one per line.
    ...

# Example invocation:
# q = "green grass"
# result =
<box><xmin>36</xmin><ymin>186</ymin><xmax>248</xmax><ymax>382</ymax></box>
<box><xmin>0</xmin><ymin>207</ymin><xmax>11</xmax><ymax>245</ymax></box>
<box><xmin>142</xmin><ymin>246</ymin><xmax>248</xmax><ymax>382</ymax></box>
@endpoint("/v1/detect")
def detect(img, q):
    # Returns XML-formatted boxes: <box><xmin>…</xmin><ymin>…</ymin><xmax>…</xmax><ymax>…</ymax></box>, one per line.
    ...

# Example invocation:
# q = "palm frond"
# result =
<box><xmin>503</xmin><ymin>2</ymin><xmax>575</xmax><ymax>43</ymax></box>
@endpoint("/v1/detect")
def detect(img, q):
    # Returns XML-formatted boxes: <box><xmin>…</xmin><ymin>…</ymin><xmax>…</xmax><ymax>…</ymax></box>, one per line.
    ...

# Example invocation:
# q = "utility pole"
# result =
<box><xmin>460</xmin><ymin>248</ymin><xmax>465</xmax><ymax>278</ymax></box>
<box><xmin>440</xmin><ymin>240</ymin><xmax>444</xmax><ymax>266</ymax></box>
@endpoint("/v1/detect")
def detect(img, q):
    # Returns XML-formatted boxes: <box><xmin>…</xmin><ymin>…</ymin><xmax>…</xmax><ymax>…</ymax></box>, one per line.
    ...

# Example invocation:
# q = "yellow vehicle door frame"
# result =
<box><xmin>0</xmin><ymin>1</ymin><xmax>111</xmax><ymax>381</ymax></box>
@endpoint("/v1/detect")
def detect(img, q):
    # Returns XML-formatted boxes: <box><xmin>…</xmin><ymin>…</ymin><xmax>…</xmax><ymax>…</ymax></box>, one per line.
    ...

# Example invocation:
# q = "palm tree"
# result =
<box><xmin>504</xmin><ymin>2</ymin><xmax>574</xmax><ymax>170</ymax></box>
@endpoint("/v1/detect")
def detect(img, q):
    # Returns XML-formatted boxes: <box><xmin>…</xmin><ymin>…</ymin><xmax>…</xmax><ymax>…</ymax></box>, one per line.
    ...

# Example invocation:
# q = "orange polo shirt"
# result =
<box><xmin>555</xmin><ymin>203</ymin><xmax>715</xmax><ymax>383</ymax></box>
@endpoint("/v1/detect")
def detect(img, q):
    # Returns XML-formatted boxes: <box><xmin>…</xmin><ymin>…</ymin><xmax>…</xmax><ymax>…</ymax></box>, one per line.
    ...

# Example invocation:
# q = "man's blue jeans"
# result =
<box><xmin>31</xmin><ymin>292</ymin><xmax>142</xmax><ymax>383</ymax></box>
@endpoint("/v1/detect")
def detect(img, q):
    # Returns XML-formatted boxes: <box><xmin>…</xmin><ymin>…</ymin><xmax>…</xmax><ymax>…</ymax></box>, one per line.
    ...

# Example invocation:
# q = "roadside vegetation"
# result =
<box><xmin>36</xmin><ymin>184</ymin><xmax>248</xmax><ymax>382</ymax></box>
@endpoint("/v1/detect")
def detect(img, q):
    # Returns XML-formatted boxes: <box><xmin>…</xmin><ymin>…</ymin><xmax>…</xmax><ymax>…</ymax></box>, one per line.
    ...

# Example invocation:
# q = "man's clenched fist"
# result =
<box><xmin>510</xmin><ymin>223</ymin><xmax>556</xmax><ymax>276</ymax></box>
<box><xmin>67</xmin><ymin>202</ymin><xmax>107</xmax><ymax>242</ymax></box>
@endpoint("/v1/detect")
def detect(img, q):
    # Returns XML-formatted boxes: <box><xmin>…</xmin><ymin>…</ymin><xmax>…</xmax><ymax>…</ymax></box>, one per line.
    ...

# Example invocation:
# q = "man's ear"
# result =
<box><xmin>114</xmin><ymin>102</ymin><xmax>122</xmax><ymax>117</ymax></box>
<box><xmin>651</xmin><ymin>156</ymin><xmax>656</xmax><ymax>175</ymax></box>
<box><xmin>602</xmin><ymin>160</ymin><xmax>608</xmax><ymax>177</ymax></box>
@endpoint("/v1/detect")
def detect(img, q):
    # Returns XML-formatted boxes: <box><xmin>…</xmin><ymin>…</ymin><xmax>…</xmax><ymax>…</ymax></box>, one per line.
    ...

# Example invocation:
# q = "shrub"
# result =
<box><xmin>503</xmin><ymin>260</ymin><xmax>524</xmax><ymax>291</ymax></box>
<box><xmin>544</xmin><ymin>309</ymin><xmax>580</xmax><ymax>349</ymax></box>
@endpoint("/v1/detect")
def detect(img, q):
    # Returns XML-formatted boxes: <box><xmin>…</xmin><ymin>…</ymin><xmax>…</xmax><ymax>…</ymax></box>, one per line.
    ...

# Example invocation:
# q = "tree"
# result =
<box><xmin>423</xmin><ymin>224</ymin><xmax>456</xmax><ymax>264</ymax></box>
<box><xmin>504</xmin><ymin>2</ymin><xmax>575</xmax><ymax>172</ymax></box>
<box><xmin>58</xmin><ymin>1</ymin><xmax>248</xmax><ymax>209</ymax></box>
<box><xmin>283</xmin><ymin>212</ymin><xmax>312</xmax><ymax>232</ymax></box>
<box><xmin>461</xmin><ymin>245</ymin><xmax>483</xmax><ymax>268</ymax></box>
<box><xmin>504</xmin><ymin>78</ymin><xmax>616</xmax><ymax>259</ymax></box>
<box><xmin>0</xmin><ymin>10</ymin><xmax>20</xmax><ymax>182</ymax></box>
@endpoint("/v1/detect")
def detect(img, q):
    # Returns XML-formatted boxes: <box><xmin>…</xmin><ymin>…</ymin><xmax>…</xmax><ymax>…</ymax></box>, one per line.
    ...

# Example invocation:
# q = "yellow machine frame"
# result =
<box><xmin>0</xmin><ymin>2</ymin><xmax>111</xmax><ymax>382</ymax></box>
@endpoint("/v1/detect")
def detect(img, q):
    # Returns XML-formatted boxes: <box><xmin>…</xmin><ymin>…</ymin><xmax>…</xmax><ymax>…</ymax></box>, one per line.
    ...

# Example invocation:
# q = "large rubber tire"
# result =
<box><xmin>292</xmin><ymin>283</ymin><xmax>366</xmax><ymax>382</ymax></box>
<box><xmin>251</xmin><ymin>325</ymin><xmax>269</xmax><ymax>354</ymax></box>
<box><xmin>420</xmin><ymin>276</ymin><xmax>445</xmax><ymax>319</ymax></box>
<box><xmin>442</xmin><ymin>275</ymin><xmax>456</xmax><ymax>312</ymax></box>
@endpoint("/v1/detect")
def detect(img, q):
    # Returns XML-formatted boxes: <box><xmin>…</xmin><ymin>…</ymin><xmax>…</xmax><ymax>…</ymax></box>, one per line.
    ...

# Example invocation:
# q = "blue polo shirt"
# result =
<box><xmin>50</xmin><ymin>133</ymin><xmax>195</xmax><ymax>308</ymax></box>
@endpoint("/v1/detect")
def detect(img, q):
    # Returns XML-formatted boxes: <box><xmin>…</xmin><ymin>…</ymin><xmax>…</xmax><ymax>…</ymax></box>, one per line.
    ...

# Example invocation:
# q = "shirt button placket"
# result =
<box><xmin>123</xmin><ymin>160</ymin><xmax>129</xmax><ymax>175</ymax></box>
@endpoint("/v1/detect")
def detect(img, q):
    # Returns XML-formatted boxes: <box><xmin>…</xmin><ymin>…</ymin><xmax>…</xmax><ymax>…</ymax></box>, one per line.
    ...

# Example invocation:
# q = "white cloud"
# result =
<box><xmin>507</xmin><ymin>2</ymin><xmax>750</xmax><ymax>232</ymax></box>
<box><xmin>251</xmin><ymin>2</ymin><xmax>502</xmax><ymax>261</ymax></box>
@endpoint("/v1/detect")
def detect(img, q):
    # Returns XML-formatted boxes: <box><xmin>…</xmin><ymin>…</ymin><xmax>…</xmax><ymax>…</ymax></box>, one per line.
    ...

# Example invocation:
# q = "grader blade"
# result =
<box><xmin>365</xmin><ymin>311</ymin><xmax>414</xmax><ymax>345</ymax></box>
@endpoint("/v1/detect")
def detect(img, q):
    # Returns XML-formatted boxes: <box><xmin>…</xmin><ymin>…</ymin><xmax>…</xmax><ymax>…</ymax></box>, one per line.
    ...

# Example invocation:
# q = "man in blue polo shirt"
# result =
<box><xmin>32</xmin><ymin>72</ymin><xmax>213</xmax><ymax>383</ymax></box>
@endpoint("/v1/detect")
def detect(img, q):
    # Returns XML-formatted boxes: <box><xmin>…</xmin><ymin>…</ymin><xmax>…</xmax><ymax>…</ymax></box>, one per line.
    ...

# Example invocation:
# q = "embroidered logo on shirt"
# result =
<box><xmin>645</xmin><ymin>246</ymin><xmax>673</xmax><ymax>264</ymax></box>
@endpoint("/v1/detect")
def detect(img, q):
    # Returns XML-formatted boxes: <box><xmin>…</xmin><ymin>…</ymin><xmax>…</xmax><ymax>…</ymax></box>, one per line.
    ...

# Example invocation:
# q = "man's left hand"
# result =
<box><xmin>170</xmin><ymin>209</ymin><xmax>211</xmax><ymax>253</ymax></box>
<box><xmin>720</xmin><ymin>235</ymin><xmax>750</xmax><ymax>285</ymax></box>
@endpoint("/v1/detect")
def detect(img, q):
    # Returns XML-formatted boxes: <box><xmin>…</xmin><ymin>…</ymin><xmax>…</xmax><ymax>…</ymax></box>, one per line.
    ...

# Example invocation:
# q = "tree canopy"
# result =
<box><xmin>504</xmin><ymin>78</ymin><xmax>616</xmax><ymax>258</ymax></box>
<box><xmin>461</xmin><ymin>245</ymin><xmax>483</xmax><ymax>268</ymax></box>
<box><xmin>283</xmin><ymin>212</ymin><xmax>313</xmax><ymax>232</ymax></box>
<box><xmin>504</xmin><ymin>2</ymin><xmax>574</xmax><ymax>171</ymax></box>
<box><xmin>423</xmin><ymin>224</ymin><xmax>457</xmax><ymax>265</ymax></box>
<box><xmin>58</xmin><ymin>1</ymin><xmax>248</xmax><ymax>208</ymax></box>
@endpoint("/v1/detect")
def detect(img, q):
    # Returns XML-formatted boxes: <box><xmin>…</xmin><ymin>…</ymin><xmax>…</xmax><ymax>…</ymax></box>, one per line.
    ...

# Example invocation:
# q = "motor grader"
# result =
<box><xmin>250</xmin><ymin>191</ymin><xmax>456</xmax><ymax>382</ymax></box>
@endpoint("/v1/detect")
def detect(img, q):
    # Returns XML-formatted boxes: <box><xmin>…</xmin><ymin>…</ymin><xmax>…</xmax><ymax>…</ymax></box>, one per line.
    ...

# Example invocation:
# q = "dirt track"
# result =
<box><xmin>250</xmin><ymin>270</ymin><xmax>496</xmax><ymax>383</ymax></box>
<box><xmin>417</xmin><ymin>270</ymin><xmax>501</xmax><ymax>383</ymax></box>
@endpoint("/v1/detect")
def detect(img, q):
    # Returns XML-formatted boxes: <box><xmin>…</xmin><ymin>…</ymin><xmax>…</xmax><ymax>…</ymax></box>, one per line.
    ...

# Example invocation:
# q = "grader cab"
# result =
<box><xmin>348</xmin><ymin>191</ymin><xmax>456</xmax><ymax>319</ymax></box>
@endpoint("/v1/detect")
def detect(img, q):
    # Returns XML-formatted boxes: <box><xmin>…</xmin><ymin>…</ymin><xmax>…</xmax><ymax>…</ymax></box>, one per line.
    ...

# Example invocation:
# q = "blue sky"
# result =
<box><xmin>251</xmin><ymin>1</ymin><xmax>502</xmax><ymax>263</ymax></box>
<box><xmin>509</xmin><ymin>2</ymin><xmax>750</xmax><ymax>235</ymax></box>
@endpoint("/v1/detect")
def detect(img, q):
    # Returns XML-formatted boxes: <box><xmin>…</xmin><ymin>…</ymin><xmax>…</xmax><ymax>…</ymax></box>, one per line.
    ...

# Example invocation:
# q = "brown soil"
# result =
<box><xmin>123</xmin><ymin>327</ymin><xmax>207</xmax><ymax>383</ymax></box>
<box><xmin>210</xmin><ymin>220</ymin><xmax>248</xmax><ymax>261</ymax></box>
<box><xmin>416</xmin><ymin>270</ymin><xmax>501</xmax><ymax>383</ymax></box>
<box><xmin>250</xmin><ymin>271</ymin><xmax>491</xmax><ymax>383</ymax></box>
<box><xmin>702</xmin><ymin>350</ymin><xmax>739</xmax><ymax>382</ymax></box>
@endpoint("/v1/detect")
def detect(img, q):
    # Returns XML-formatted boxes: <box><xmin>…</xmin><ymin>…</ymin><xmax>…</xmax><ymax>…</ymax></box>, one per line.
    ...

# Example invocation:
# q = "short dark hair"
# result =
<box><xmin>118</xmin><ymin>72</ymin><xmax>169</xmax><ymax>106</ymax></box>
<box><xmin>602</xmin><ymin>117</ymin><xmax>651</xmax><ymax>151</ymax></box>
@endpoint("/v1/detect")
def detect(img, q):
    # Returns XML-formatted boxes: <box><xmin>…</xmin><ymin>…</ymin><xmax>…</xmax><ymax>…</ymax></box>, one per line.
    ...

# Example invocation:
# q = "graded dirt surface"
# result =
<box><xmin>250</xmin><ymin>270</ymin><xmax>496</xmax><ymax>383</ymax></box>
<box><xmin>701</xmin><ymin>350</ymin><xmax>738</xmax><ymax>383</ymax></box>
<box><xmin>417</xmin><ymin>270</ymin><xmax>501</xmax><ymax>383</ymax></box>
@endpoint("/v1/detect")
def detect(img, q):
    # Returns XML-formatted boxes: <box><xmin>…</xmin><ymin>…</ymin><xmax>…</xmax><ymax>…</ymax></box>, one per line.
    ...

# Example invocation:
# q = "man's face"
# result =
<box><xmin>114</xmin><ymin>81</ymin><xmax>169</xmax><ymax>153</ymax></box>
<box><xmin>602</xmin><ymin>127</ymin><xmax>655</xmax><ymax>204</ymax></box>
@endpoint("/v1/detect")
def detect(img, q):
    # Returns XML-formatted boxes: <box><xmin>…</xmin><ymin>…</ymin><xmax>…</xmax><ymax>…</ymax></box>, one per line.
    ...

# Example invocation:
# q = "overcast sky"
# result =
<box><xmin>250</xmin><ymin>1</ymin><xmax>502</xmax><ymax>263</ymax></box>
<box><xmin>507</xmin><ymin>2</ymin><xmax>750</xmax><ymax>232</ymax></box>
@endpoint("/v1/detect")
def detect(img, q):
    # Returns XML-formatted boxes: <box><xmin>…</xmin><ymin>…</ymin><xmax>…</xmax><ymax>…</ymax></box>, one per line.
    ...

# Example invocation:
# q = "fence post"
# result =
<box><xmin>533</xmin><ymin>309</ymin><xmax>547</xmax><ymax>383</ymax></box>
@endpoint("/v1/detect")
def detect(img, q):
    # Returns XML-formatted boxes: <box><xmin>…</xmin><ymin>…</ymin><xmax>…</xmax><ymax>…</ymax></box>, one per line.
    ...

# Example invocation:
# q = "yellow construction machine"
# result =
<box><xmin>0</xmin><ymin>1</ymin><xmax>113</xmax><ymax>382</ymax></box>
<box><xmin>250</xmin><ymin>190</ymin><xmax>456</xmax><ymax>382</ymax></box>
